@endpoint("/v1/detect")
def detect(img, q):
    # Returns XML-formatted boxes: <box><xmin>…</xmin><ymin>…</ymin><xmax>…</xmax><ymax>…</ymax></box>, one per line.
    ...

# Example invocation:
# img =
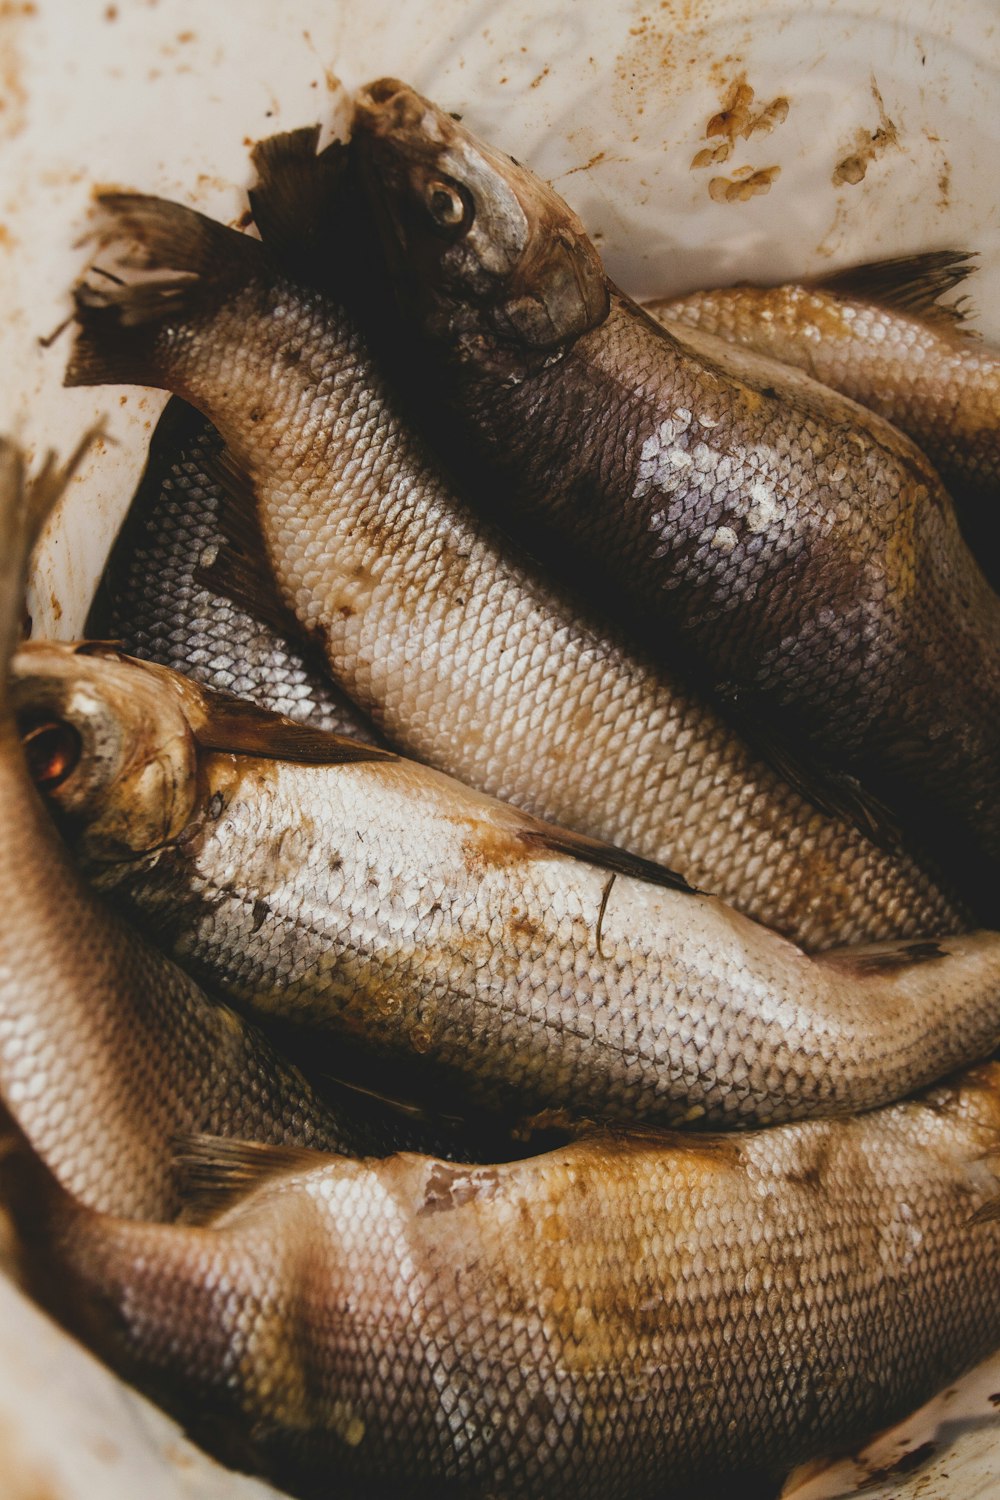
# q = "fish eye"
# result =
<box><xmin>423</xmin><ymin>178</ymin><xmax>473</xmax><ymax>235</ymax></box>
<box><xmin>21</xmin><ymin>718</ymin><xmax>82</xmax><ymax>792</ymax></box>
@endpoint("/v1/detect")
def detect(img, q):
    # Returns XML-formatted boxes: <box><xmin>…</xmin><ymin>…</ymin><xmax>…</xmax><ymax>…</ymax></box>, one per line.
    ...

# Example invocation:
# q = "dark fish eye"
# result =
<box><xmin>21</xmin><ymin>719</ymin><xmax>82</xmax><ymax>792</ymax></box>
<box><xmin>424</xmin><ymin>178</ymin><xmax>473</xmax><ymax>235</ymax></box>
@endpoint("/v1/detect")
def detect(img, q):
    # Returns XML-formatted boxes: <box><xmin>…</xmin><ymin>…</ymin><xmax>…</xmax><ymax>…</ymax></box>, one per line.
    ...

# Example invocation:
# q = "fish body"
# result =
<box><xmin>351</xmin><ymin>82</ymin><xmax>1000</xmax><ymax>886</ymax></box>
<box><xmin>14</xmin><ymin>641</ymin><xmax>1000</xmax><ymax>1130</ymax></box>
<box><xmin>7</xmin><ymin>1064</ymin><xmax>1000</xmax><ymax>1497</ymax></box>
<box><xmin>646</xmin><ymin>254</ymin><xmax>1000</xmax><ymax>586</ymax></box>
<box><xmin>89</xmin><ymin>397</ymin><xmax>380</xmax><ymax>739</ymax></box>
<box><xmin>63</xmin><ymin>185</ymin><xmax>966</xmax><ymax>951</ymax></box>
<box><xmin>0</xmin><ymin>439</ymin><xmax>475</xmax><ymax>1218</ymax></box>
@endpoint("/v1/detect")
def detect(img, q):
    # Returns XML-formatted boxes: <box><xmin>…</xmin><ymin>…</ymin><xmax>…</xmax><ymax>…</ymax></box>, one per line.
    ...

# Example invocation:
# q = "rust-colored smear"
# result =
<box><xmin>0</xmin><ymin>2</ymin><xmax>35</xmax><ymax>141</ymax></box>
<box><xmin>691</xmin><ymin>75</ymin><xmax>789</xmax><ymax>200</ymax></box>
<box><xmin>832</xmin><ymin>78</ymin><xmax>900</xmax><ymax>186</ymax></box>
<box><xmin>708</xmin><ymin>165</ymin><xmax>781</xmax><ymax>203</ymax></box>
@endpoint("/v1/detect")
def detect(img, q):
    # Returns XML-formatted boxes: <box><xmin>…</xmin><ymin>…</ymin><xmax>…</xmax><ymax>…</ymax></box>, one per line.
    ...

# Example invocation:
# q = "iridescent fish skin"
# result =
<box><xmin>7</xmin><ymin>1064</ymin><xmax>1000</xmax><ymax>1498</ymax></box>
<box><xmin>89</xmin><ymin>397</ymin><xmax>381</xmax><ymax>740</ymax></box>
<box><xmin>0</xmin><ymin>439</ymin><xmax>475</xmax><ymax>1218</ymax></box>
<box><xmin>646</xmin><ymin>255</ymin><xmax>1000</xmax><ymax>587</ymax></box>
<box><xmin>13</xmin><ymin>641</ymin><xmax>1000</xmax><ymax>1131</ymax></box>
<box><xmin>350</xmin><ymin>81</ymin><xmax>1000</xmax><ymax>889</ymax></box>
<box><xmin>62</xmin><ymin>187</ymin><xmax>966</xmax><ymax>952</ymax></box>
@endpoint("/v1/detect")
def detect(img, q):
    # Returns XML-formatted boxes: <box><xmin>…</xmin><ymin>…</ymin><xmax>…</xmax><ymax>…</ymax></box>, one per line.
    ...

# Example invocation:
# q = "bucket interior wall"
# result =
<box><xmin>1</xmin><ymin>1</ymin><xmax>998</xmax><ymax>1495</ymax></box>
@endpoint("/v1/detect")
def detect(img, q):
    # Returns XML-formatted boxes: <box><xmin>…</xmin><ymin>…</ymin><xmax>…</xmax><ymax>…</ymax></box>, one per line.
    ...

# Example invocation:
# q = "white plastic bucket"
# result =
<box><xmin>1</xmin><ymin>1</ymin><xmax>998</xmax><ymax>1494</ymax></box>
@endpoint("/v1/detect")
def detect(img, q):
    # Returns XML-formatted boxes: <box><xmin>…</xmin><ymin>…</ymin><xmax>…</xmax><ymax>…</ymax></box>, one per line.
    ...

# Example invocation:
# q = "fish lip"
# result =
<box><xmin>354</xmin><ymin>78</ymin><xmax>428</xmax><ymax>139</ymax></box>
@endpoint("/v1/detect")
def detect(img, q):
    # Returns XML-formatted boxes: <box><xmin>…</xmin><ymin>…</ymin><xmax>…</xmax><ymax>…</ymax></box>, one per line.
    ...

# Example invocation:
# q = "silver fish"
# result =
<box><xmin>14</xmin><ymin>641</ymin><xmax>1000</xmax><ymax>1131</ymax></box>
<box><xmin>89</xmin><ymin>396</ymin><xmax>382</xmax><ymax>739</ymax></box>
<box><xmin>5</xmin><ymin>1062</ymin><xmax>1000</xmax><ymax>1497</ymax></box>
<box><xmin>62</xmin><ymin>179</ymin><xmax>964</xmax><ymax>951</ymax></box>
<box><xmin>0</xmin><ymin>438</ymin><xmax>476</xmax><ymax>1219</ymax></box>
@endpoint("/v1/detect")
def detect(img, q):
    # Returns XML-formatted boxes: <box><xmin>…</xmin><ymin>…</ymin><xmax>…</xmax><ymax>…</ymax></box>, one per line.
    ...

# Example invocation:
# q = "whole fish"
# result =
<box><xmin>0</xmin><ymin>436</ymin><xmax>475</xmax><ymax>1218</ymax></box>
<box><xmin>646</xmin><ymin>253</ymin><xmax>1000</xmax><ymax>588</ymax></box>
<box><xmin>14</xmin><ymin>641</ymin><xmax>1000</xmax><ymax>1131</ymax></box>
<box><xmin>6</xmin><ymin>1063</ymin><xmax>1000</xmax><ymax>1499</ymax></box>
<box><xmin>62</xmin><ymin>173</ymin><xmax>966</xmax><ymax>952</ymax></box>
<box><xmin>350</xmin><ymin>80</ymin><xmax>1000</xmax><ymax>889</ymax></box>
<box><xmin>89</xmin><ymin>396</ymin><xmax>382</xmax><ymax>740</ymax></box>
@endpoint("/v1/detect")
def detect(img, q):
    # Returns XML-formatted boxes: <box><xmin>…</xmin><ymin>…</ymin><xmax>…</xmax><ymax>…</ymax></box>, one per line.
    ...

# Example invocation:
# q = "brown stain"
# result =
<box><xmin>832</xmin><ymin>78</ymin><xmax>900</xmax><ymax>187</ymax></box>
<box><xmin>460</xmin><ymin>815</ymin><xmax>543</xmax><ymax>878</ymax></box>
<box><xmin>507</xmin><ymin>909</ymin><xmax>541</xmax><ymax>945</ymax></box>
<box><xmin>691</xmin><ymin>76</ymin><xmax>788</xmax><ymax>203</ymax></box>
<box><xmin>561</xmin><ymin>149</ymin><xmax>609</xmax><ymax>179</ymax></box>
<box><xmin>0</xmin><ymin>2</ymin><xmax>35</xmax><ymax>141</ymax></box>
<box><xmin>708</xmin><ymin>165</ymin><xmax>780</xmax><ymax>203</ymax></box>
<box><xmin>783</xmin><ymin>1133</ymin><xmax>832</xmax><ymax>1192</ymax></box>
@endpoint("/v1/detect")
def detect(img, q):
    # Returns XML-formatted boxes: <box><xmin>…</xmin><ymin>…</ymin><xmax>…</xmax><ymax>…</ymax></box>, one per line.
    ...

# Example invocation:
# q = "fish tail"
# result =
<box><xmin>65</xmin><ymin>193</ymin><xmax>264</xmax><ymax>392</ymax></box>
<box><xmin>0</xmin><ymin>431</ymin><xmax>99</xmax><ymax>683</ymax></box>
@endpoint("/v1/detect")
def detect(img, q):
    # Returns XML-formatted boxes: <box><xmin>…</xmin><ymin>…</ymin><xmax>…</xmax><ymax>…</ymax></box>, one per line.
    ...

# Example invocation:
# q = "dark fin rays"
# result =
<box><xmin>173</xmin><ymin>1134</ymin><xmax>343</xmax><ymax>1221</ymax></box>
<box><xmin>191</xmin><ymin>684</ymin><xmax>396</xmax><ymax>765</ymax></box>
<box><xmin>820</xmin><ymin>939</ymin><xmax>948</xmax><ymax>977</ymax></box>
<box><xmin>817</xmin><ymin>250</ymin><xmax>978</xmax><ymax>331</ymax></box>
<box><xmin>248</xmin><ymin>126</ymin><xmax>349</xmax><ymax>281</ymax></box>
<box><xmin>0</xmin><ymin>430</ymin><xmax>102</xmax><ymax>679</ymax></box>
<box><xmin>521</xmin><ymin>823</ymin><xmax>695</xmax><ymax>895</ymax></box>
<box><xmin>65</xmin><ymin>194</ymin><xmax>266</xmax><ymax>392</ymax></box>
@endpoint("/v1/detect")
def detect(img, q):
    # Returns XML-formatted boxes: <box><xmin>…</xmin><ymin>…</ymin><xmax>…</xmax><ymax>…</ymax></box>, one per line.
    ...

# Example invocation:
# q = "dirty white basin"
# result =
<box><xmin>1</xmin><ymin>1</ymin><xmax>998</xmax><ymax>1495</ymax></box>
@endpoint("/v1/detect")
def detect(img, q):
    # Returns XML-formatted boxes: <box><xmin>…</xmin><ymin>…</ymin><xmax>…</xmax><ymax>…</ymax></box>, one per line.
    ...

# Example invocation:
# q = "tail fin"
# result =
<box><xmin>0</xmin><ymin>431</ymin><xmax>98</xmax><ymax>681</ymax></box>
<box><xmin>65</xmin><ymin>193</ymin><xmax>265</xmax><ymax>392</ymax></box>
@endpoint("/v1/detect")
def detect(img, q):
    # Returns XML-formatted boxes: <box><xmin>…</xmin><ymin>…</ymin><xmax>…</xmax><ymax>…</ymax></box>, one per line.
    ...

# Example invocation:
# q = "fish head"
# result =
<box><xmin>10</xmin><ymin>642</ymin><xmax>200</xmax><ymax>860</ymax></box>
<box><xmin>352</xmin><ymin>78</ymin><xmax>609</xmax><ymax>373</ymax></box>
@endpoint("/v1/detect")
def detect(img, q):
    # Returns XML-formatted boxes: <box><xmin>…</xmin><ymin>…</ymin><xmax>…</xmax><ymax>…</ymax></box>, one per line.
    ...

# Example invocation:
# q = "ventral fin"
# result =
<box><xmin>521</xmin><ymin>822</ymin><xmax>695</xmax><ymax>894</ymax></box>
<box><xmin>817</xmin><ymin>250</ymin><xmax>978</xmax><ymax>331</ymax></box>
<box><xmin>820</xmin><ymin>939</ymin><xmax>947</xmax><ymax>977</ymax></box>
<box><xmin>191</xmin><ymin>683</ymin><xmax>395</xmax><ymax>765</ymax></box>
<box><xmin>174</xmin><ymin>1134</ymin><xmax>344</xmax><ymax>1221</ymax></box>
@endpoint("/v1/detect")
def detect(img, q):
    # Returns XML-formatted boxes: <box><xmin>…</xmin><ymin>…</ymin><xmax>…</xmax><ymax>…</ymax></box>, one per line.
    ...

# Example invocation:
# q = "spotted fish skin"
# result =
<box><xmin>89</xmin><ymin>397</ymin><xmax>380</xmax><ymax>741</ymax></box>
<box><xmin>7</xmin><ymin>1063</ymin><xmax>1000</xmax><ymax>1499</ymax></box>
<box><xmin>63</xmin><ymin>191</ymin><xmax>965</xmax><ymax>952</ymax></box>
<box><xmin>647</xmin><ymin>257</ymin><xmax>1000</xmax><ymax>588</ymax></box>
<box><xmin>18</xmin><ymin>642</ymin><xmax>1000</xmax><ymax>1132</ymax></box>
<box><xmin>350</xmin><ymin>81</ymin><xmax>1000</xmax><ymax>889</ymax></box>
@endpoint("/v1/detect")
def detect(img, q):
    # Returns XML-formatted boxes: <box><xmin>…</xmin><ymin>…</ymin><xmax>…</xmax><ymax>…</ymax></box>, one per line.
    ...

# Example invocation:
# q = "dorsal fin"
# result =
<box><xmin>248</xmin><ymin>126</ymin><xmax>349</xmax><ymax>279</ymax></box>
<box><xmin>816</xmin><ymin>250</ymin><xmax>978</xmax><ymax>331</ymax></box>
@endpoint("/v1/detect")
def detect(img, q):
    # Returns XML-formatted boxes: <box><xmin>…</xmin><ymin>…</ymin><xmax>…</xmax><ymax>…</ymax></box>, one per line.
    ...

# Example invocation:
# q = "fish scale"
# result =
<box><xmin>89</xmin><ymin>398</ymin><xmax>381</xmax><ymax>740</ymax></box>
<box><xmin>648</xmin><ymin>259</ymin><xmax>1000</xmax><ymax>593</ymax></box>
<box><xmin>7</xmin><ymin>1065</ymin><xmax>1000</xmax><ymax>1497</ymax></box>
<box><xmin>0</xmin><ymin>438</ymin><xmax>476</xmax><ymax>1224</ymax></box>
<box><xmin>65</xmin><ymin>190</ymin><xmax>965</xmax><ymax>951</ymax></box>
<box><xmin>351</xmin><ymin>80</ymin><xmax>1000</xmax><ymax>892</ymax></box>
<box><xmin>15</xmin><ymin>644</ymin><xmax>1000</xmax><ymax>1131</ymax></box>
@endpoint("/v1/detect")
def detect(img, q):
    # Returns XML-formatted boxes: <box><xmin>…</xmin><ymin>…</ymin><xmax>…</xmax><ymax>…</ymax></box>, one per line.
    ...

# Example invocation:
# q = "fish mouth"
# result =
<box><xmin>354</xmin><ymin>78</ymin><xmax>432</xmax><ymax>140</ymax></box>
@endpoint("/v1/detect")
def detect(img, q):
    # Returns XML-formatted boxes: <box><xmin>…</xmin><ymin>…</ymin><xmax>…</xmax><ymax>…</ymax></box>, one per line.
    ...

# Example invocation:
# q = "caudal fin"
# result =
<box><xmin>0</xmin><ymin>432</ymin><xmax>98</xmax><ymax>682</ymax></box>
<box><xmin>65</xmin><ymin>193</ymin><xmax>265</xmax><ymax>392</ymax></box>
